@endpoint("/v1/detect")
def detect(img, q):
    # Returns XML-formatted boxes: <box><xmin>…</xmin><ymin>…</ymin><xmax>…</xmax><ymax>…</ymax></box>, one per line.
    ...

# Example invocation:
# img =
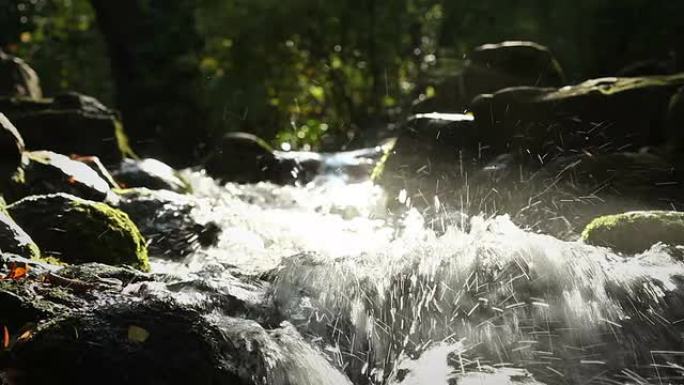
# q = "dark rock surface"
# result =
<box><xmin>110</xmin><ymin>188</ymin><xmax>221</xmax><ymax>259</ymax></box>
<box><xmin>472</xmin><ymin>74</ymin><xmax>684</xmax><ymax>154</ymax></box>
<box><xmin>4</xmin><ymin>301</ymin><xmax>246</xmax><ymax>385</ymax></box>
<box><xmin>0</xmin><ymin>212</ymin><xmax>39</xmax><ymax>259</ymax></box>
<box><xmin>7</xmin><ymin>193</ymin><xmax>149</xmax><ymax>271</ymax></box>
<box><xmin>0</xmin><ymin>49</ymin><xmax>42</xmax><ymax>100</ymax></box>
<box><xmin>111</xmin><ymin>158</ymin><xmax>190</xmax><ymax>193</ymax></box>
<box><xmin>6</xmin><ymin>151</ymin><xmax>111</xmax><ymax>202</ymax></box>
<box><xmin>205</xmin><ymin>132</ymin><xmax>303</xmax><ymax>185</ymax></box>
<box><xmin>0</xmin><ymin>92</ymin><xmax>134</xmax><ymax>166</ymax></box>
<box><xmin>462</xmin><ymin>41</ymin><xmax>565</xmax><ymax>102</ymax></box>
<box><xmin>0</xmin><ymin>114</ymin><xmax>25</xmax><ymax>191</ymax></box>
<box><xmin>372</xmin><ymin>113</ymin><xmax>480</xmax><ymax>213</ymax></box>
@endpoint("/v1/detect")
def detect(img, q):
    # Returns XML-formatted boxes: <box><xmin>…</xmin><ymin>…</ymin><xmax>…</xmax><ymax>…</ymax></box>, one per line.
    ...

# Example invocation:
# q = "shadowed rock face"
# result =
<box><xmin>472</xmin><ymin>74</ymin><xmax>684</xmax><ymax>155</ymax></box>
<box><xmin>0</xmin><ymin>114</ymin><xmax>24</xmax><ymax>190</ymax></box>
<box><xmin>462</xmin><ymin>41</ymin><xmax>565</xmax><ymax>103</ymax></box>
<box><xmin>204</xmin><ymin>132</ymin><xmax>302</xmax><ymax>185</ymax></box>
<box><xmin>0</xmin><ymin>212</ymin><xmax>39</xmax><ymax>259</ymax></box>
<box><xmin>0</xmin><ymin>49</ymin><xmax>42</xmax><ymax>100</ymax></box>
<box><xmin>5</xmin><ymin>301</ymin><xmax>247</xmax><ymax>385</ymax></box>
<box><xmin>111</xmin><ymin>188</ymin><xmax>221</xmax><ymax>259</ymax></box>
<box><xmin>0</xmin><ymin>93</ymin><xmax>132</xmax><ymax>166</ymax></box>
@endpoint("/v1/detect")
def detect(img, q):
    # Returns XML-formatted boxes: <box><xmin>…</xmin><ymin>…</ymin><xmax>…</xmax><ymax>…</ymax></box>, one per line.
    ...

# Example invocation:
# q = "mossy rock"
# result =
<box><xmin>472</xmin><ymin>74</ymin><xmax>684</xmax><ymax>155</ymax></box>
<box><xmin>581</xmin><ymin>211</ymin><xmax>684</xmax><ymax>254</ymax></box>
<box><xmin>7</xmin><ymin>193</ymin><xmax>149</xmax><ymax>271</ymax></box>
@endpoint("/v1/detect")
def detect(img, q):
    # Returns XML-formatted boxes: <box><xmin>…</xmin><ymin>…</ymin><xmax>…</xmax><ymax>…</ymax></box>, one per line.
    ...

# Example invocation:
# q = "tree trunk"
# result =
<box><xmin>89</xmin><ymin>0</ymin><xmax>206</xmax><ymax>167</ymax></box>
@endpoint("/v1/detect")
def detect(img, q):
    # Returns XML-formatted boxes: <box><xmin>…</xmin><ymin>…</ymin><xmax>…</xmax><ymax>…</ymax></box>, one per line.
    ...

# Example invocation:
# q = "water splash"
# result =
<box><xmin>156</xmin><ymin>169</ymin><xmax>684</xmax><ymax>385</ymax></box>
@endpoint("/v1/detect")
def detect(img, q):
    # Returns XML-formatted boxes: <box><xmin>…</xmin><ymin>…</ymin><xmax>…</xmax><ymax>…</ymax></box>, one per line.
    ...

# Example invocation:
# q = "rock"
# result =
<box><xmin>4</xmin><ymin>300</ymin><xmax>351</xmax><ymax>385</ymax></box>
<box><xmin>5</xmin><ymin>151</ymin><xmax>111</xmax><ymax>202</ymax></box>
<box><xmin>72</xmin><ymin>155</ymin><xmax>120</xmax><ymax>189</ymax></box>
<box><xmin>667</xmin><ymin>86</ymin><xmax>684</xmax><ymax>151</ymax></box>
<box><xmin>0</xmin><ymin>279</ymin><xmax>65</xmax><ymax>333</ymax></box>
<box><xmin>0</xmin><ymin>212</ymin><xmax>39</xmax><ymax>259</ymax></box>
<box><xmin>462</xmin><ymin>41</ymin><xmax>564</xmax><ymax>102</ymax></box>
<box><xmin>4</xmin><ymin>300</ymin><xmax>243</xmax><ymax>385</ymax></box>
<box><xmin>0</xmin><ymin>114</ymin><xmax>25</xmax><ymax>191</ymax></box>
<box><xmin>110</xmin><ymin>188</ymin><xmax>221</xmax><ymax>259</ymax></box>
<box><xmin>472</xmin><ymin>74</ymin><xmax>684</xmax><ymax>154</ymax></box>
<box><xmin>111</xmin><ymin>158</ymin><xmax>190</xmax><ymax>193</ymax></box>
<box><xmin>581</xmin><ymin>211</ymin><xmax>684</xmax><ymax>254</ymax></box>
<box><xmin>7</xmin><ymin>193</ymin><xmax>149</xmax><ymax>271</ymax></box>
<box><xmin>470</xmin><ymin>151</ymin><xmax>684</xmax><ymax>237</ymax></box>
<box><xmin>0</xmin><ymin>92</ymin><xmax>134</xmax><ymax>166</ymax></box>
<box><xmin>0</xmin><ymin>49</ymin><xmax>42</xmax><ymax>100</ymax></box>
<box><xmin>372</xmin><ymin>113</ymin><xmax>480</xmax><ymax>213</ymax></box>
<box><xmin>204</xmin><ymin>132</ymin><xmax>302</xmax><ymax>185</ymax></box>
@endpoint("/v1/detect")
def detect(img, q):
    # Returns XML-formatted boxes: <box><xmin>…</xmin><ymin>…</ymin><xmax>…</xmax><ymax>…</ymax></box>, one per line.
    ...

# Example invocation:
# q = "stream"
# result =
<box><xmin>144</xmin><ymin>159</ymin><xmax>684</xmax><ymax>385</ymax></box>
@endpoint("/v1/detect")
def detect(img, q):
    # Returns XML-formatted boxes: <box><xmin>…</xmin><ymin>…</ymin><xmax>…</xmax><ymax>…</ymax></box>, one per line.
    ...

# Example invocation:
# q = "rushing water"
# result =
<box><xmin>150</xmin><ymin>163</ymin><xmax>684</xmax><ymax>385</ymax></box>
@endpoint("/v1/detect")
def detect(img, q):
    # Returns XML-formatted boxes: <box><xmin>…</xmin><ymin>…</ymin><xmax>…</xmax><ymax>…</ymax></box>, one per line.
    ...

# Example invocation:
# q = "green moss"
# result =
<box><xmin>70</xmin><ymin>200</ymin><xmax>150</xmax><ymax>271</ymax></box>
<box><xmin>581</xmin><ymin>211</ymin><xmax>684</xmax><ymax>254</ymax></box>
<box><xmin>8</xmin><ymin>193</ymin><xmax>149</xmax><ymax>272</ymax></box>
<box><xmin>0</xmin><ymin>195</ymin><xmax>7</xmax><ymax>215</ymax></box>
<box><xmin>114</xmin><ymin>119</ymin><xmax>139</xmax><ymax>160</ymax></box>
<box><xmin>34</xmin><ymin>255</ymin><xmax>67</xmax><ymax>266</ymax></box>
<box><xmin>370</xmin><ymin>138</ymin><xmax>396</xmax><ymax>182</ymax></box>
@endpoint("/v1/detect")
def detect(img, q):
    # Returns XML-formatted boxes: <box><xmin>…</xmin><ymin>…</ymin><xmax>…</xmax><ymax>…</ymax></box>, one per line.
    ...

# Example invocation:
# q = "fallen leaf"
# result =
<box><xmin>2</xmin><ymin>326</ymin><xmax>9</xmax><ymax>349</ymax></box>
<box><xmin>128</xmin><ymin>325</ymin><xmax>149</xmax><ymax>343</ymax></box>
<box><xmin>3</xmin><ymin>263</ymin><xmax>28</xmax><ymax>280</ymax></box>
<box><xmin>17</xmin><ymin>329</ymin><xmax>33</xmax><ymax>342</ymax></box>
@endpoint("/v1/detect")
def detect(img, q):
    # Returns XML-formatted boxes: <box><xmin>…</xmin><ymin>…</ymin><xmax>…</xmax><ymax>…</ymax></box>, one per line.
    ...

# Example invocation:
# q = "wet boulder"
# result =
<box><xmin>110</xmin><ymin>188</ymin><xmax>221</xmax><ymax>259</ymax></box>
<box><xmin>5</xmin><ymin>151</ymin><xmax>111</xmax><ymax>202</ymax></box>
<box><xmin>4</xmin><ymin>300</ymin><xmax>351</xmax><ymax>385</ymax></box>
<box><xmin>459</xmin><ymin>151</ymin><xmax>684</xmax><ymax>237</ymax></box>
<box><xmin>0</xmin><ymin>92</ymin><xmax>134</xmax><ymax>166</ymax></box>
<box><xmin>111</xmin><ymin>158</ymin><xmax>190</xmax><ymax>193</ymax></box>
<box><xmin>372</xmin><ymin>113</ymin><xmax>480</xmax><ymax>213</ymax></box>
<box><xmin>581</xmin><ymin>211</ymin><xmax>684</xmax><ymax>254</ymax></box>
<box><xmin>7</xmin><ymin>193</ymin><xmax>149</xmax><ymax>271</ymax></box>
<box><xmin>0</xmin><ymin>114</ymin><xmax>25</xmax><ymax>191</ymax></box>
<box><xmin>204</xmin><ymin>132</ymin><xmax>302</xmax><ymax>185</ymax></box>
<box><xmin>0</xmin><ymin>49</ymin><xmax>42</xmax><ymax>100</ymax></box>
<box><xmin>3</xmin><ymin>301</ymin><xmax>244</xmax><ymax>385</ymax></box>
<box><xmin>0</xmin><ymin>212</ymin><xmax>39</xmax><ymax>259</ymax></box>
<box><xmin>462</xmin><ymin>41</ymin><xmax>564</xmax><ymax>102</ymax></box>
<box><xmin>472</xmin><ymin>74</ymin><xmax>684</xmax><ymax>154</ymax></box>
<box><xmin>72</xmin><ymin>155</ymin><xmax>120</xmax><ymax>189</ymax></box>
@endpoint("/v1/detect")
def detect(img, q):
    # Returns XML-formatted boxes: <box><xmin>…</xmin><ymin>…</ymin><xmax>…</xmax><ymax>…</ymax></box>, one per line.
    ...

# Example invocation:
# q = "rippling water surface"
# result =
<box><xmin>152</xmin><ymin>169</ymin><xmax>684</xmax><ymax>385</ymax></box>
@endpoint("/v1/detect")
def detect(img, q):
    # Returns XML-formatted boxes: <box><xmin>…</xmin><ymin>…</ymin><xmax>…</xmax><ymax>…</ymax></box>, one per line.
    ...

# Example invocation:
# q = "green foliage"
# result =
<box><xmin>196</xmin><ymin>0</ymin><xmax>443</xmax><ymax>150</ymax></box>
<box><xmin>2</xmin><ymin>0</ymin><xmax>684</xmax><ymax>151</ymax></box>
<box><xmin>0</xmin><ymin>0</ymin><xmax>113</xmax><ymax>104</ymax></box>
